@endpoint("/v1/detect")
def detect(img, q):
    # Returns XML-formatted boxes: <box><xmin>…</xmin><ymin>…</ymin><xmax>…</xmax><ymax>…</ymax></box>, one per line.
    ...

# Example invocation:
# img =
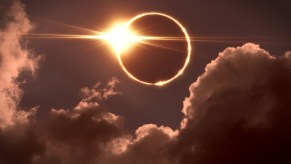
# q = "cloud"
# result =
<box><xmin>0</xmin><ymin>3</ymin><xmax>126</xmax><ymax>163</ymax></box>
<box><xmin>0</xmin><ymin>1</ymin><xmax>41</xmax><ymax>128</ymax></box>
<box><xmin>33</xmin><ymin>101</ymin><xmax>124</xmax><ymax>164</ymax></box>
<box><xmin>80</xmin><ymin>77</ymin><xmax>121</xmax><ymax>103</ymax></box>
<box><xmin>1</xmin><ymin>1</ymin><xmax>291</xmax><ymax>164</ymax></box>
<box><xmin>100</xmin><ymin>124</ymin><xmax>178</xmax><ymax>164</ymax></box>
<box><xmin>100</xmin><ymin>43</ymin><xmax>291</xmax><ymax>164</ymax></box>
<box><xmin>0</xmin><ymin>78</ymin><xmax>125</xmax><ymax>164</ymax></box>
<box><xmin>285</xmin><ymin>51</ymin><xmax>291</xmax><ymax>58</ymax></box>
<box><xmin>176</xmin><ymin>43</ymin><xmax>291</xmax><ymax>164</ymax></box>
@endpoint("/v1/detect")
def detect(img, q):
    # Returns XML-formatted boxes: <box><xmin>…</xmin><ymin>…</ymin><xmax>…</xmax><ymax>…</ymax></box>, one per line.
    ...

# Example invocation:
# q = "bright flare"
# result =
<box><xmin>18</xmin><ymin>12</ymin><xmax>192</xmax><ymax>86</ymax></box>
<box><xmin>114</xmin><ymin>12</ymin><xmax>192</xmax><ymax>87</ymax></box>
<box><xmin>102</xmin><ymin>24</ymin><xmax>140</xmax><ymax>54</ymax></box>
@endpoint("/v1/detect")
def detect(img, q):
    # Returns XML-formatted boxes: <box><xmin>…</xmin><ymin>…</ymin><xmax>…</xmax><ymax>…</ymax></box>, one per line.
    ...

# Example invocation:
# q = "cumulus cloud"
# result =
<box><xmin>33</xmin><ymin>102</ymin><xmax>124</xmax><ymax>163</ymax></box>
<box><xmin>100</xmin><ymin>43</ymin><xmax>291</xmax><ymax>164</ymax></box>
<box><xmin>30</xmin><ymin>79</ymin><xmax>177</xmax><ymax>164</ymax></box>
<box><xmin>1</xmin><ymin>1</ymin><xmax>291</xmax><ymax>164</ymax></box>
<box><xmin>176</xmin><ymin>43</ymin><xmax>291</xmax><ymax>164</ymax></box>
<box><xmin>0</xmin><ymin>78</ymin><xmax>125</xmax><ymax>164</ymax></box>
<box><xmin>101</xmin><ymin>124</ymin><xmax>178</xmax><ymax>164</ymax></box>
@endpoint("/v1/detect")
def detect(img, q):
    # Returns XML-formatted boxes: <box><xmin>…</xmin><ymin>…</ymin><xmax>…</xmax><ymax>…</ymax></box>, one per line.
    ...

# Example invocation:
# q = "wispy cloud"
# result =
<box><xmin>0</xmin><ymin>1</ymin><xmax>41</xmax><ymax>128</ymax></box>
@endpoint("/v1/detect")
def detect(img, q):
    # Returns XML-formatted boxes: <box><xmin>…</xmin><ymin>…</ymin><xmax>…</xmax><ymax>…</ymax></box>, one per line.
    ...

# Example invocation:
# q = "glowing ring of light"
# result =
<box><xmin>117</xmin><ymin>12</ymin><xmax>192</xmax><ymax>86</ymax></box>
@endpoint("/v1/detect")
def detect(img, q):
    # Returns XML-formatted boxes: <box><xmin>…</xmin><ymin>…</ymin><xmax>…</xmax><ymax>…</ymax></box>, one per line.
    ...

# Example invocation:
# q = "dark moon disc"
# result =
<box><xmin>119</xmin><ymin>13</ymin><xmax>191</xmax><ymax>86</ymax></box>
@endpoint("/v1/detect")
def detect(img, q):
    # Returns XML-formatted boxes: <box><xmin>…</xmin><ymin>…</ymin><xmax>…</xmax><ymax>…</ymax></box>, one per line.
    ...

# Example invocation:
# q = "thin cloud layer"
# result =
<box><xmin>80</xmin><ymin>77</ymin><xmax>121</xmax><ymax>102</ymax></box>
<box><xmin>1</xmin><ymin>1</ymin><xmax>291</xmax><ymax>164</ymax></box>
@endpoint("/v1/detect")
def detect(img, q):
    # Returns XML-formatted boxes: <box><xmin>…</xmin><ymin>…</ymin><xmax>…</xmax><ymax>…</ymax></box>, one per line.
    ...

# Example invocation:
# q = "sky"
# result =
<box><xmin>0</xmin><ymin>0</ymin><xmax>291</xmax><ymax>164</ymax></box>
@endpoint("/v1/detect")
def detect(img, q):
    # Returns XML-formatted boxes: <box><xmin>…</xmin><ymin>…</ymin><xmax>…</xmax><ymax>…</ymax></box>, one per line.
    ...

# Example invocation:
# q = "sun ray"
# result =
<box><xmin>2</xmin><ymin>13</ymin><xmax>290</xmax><ymax>86</ymax></box>
<box><xmin>112</xmin><ymin>12</ymin><xmax>192</xmax><ymax>86</ymax></box>
<box><xmin>1</xmin><ymin>32</ymin><xmax>290</xmax><ymax>45</ymax></box>
<box><xmin>98</xmin><ymin>24</ymin><xmax>142</xmax><ymax>54</ymax></box>
<box><xmin>32</xmin><ymin>17</ymin><xmax>101</xmax><ymax>34</ymax></box>
<box><xmin>136</xmin><ymin>40</ymin><xmax>186</xmax><ymax>53</ymax></box>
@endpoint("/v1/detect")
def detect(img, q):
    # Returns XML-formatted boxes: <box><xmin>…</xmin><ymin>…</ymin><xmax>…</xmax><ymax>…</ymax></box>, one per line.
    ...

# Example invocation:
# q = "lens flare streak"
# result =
<box><xmin>2</xmin><ymin>12</ymin><xmax>289</xmax><ymax>86</ymax></box>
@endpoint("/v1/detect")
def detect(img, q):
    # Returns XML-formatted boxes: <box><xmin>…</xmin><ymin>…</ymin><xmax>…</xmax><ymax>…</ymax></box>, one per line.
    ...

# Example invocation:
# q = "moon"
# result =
<box><xmin>107</xmin><ymin>12</ymin><xmax>192</xmax><ymax>86</ymax></box>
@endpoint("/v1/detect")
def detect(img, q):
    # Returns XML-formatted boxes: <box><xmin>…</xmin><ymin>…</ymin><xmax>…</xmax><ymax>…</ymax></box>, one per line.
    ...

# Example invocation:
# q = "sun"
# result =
<box><xmin>114</xmin><ymin>12</ymin><xmax>192</xmax><ymax>86</ymax></box>
<box><xmin>101</xmin><ymin>24</ymin><xmax>140</xmax><ymax>54</ymax></box>
<box><xmin>95</xmin><ymin>12</ymin><xmax>191</xmax><ymax>87</ymax></box>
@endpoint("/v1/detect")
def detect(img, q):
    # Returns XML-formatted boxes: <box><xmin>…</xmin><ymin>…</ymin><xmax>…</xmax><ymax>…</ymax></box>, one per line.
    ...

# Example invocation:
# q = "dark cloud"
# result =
<box><xmin>0</xmin><ymin>121</ymin><xmax>43</xmax><ymax>164</ymax></box>
<box><xmin>33</xmin><ymin>102</ymin><xmax>124</xmax><ymax>164</ymax></box>
<box><xmin>1</xmin><ymin>78</ymin><xmax>125</xmax><ymax>164</ymax></box>
<box><xmin>176</xmin><ymin>43</ymin><xmax>291</xmax><ymax>164</ymax></box>
<box><xmin>1</xmin><ymin>1</ymin><xmax>291</xmax><ymax>164</ymax></box>
<box><xmin>100</xmin><ymin>124</ymin><xmax>178</xmax><ymax>164</ymax></box>
<box><xmin>100</xmin><ymin>43</ymin><xmax>291</xmax><ymax>164</ymax></box>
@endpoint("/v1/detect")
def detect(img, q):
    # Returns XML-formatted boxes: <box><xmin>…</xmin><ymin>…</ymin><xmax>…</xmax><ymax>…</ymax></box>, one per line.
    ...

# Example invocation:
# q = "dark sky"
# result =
<box><xmin>0</xmin><ymin>0</ymin><xmax>291</xmax><ymax>163</ymax></box>
<box><xmin>18</xmin><ymin>0</ymin><xmax>290</xmax><ymax>130</ymax></box>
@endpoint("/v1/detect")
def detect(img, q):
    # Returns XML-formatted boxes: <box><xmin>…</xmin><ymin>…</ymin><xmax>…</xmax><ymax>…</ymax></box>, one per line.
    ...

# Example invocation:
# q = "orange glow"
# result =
<box><xmin>101</xmin><ymin>24</ymin><xmax>140</xmax><ymax>54</ymax></box>
<box><xmin>115</xmin><ymin>12</ymin><xmax>192</xmax><ymax>86</ymax></box>
<box><xmin>10</xmin><ymin>12</ymin><xmax>192</xmax><ymax>86</ymax></box>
